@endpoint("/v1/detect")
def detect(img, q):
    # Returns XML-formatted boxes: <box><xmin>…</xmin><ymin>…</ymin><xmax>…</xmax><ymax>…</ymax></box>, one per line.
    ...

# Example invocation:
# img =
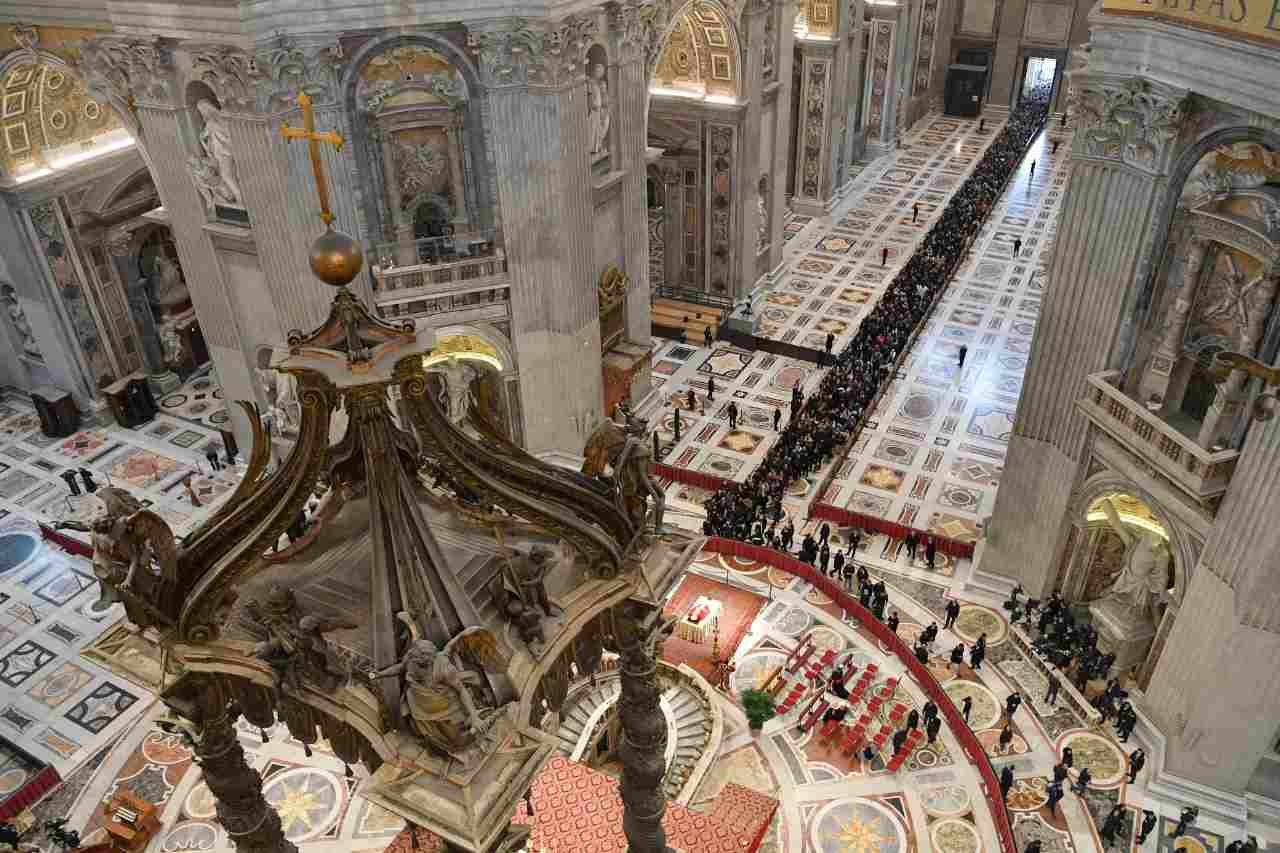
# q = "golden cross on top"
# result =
<box><xmin>281</xmin><ymin>91</ymin><xmax>344</xmax><ymax>226</ymax></box>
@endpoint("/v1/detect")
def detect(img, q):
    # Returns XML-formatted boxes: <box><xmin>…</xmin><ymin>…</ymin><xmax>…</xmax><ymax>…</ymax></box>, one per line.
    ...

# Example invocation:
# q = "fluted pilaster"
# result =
<box><xmin>617</xmin><ymin>56</ymin><xmax>651</xmax><ymax>345</ymax></box>
<box><xmin>1144</xmin><ymin>413</ymin><xmax>1280</xmax><ymax>791</ymax></box>
<box><xmin>229</xmin><ymin>105</ymin><xmax>368</xmax><ymax>336</ymax></box>
<box><xmin>486</xmin><ymin>79</ymin><xmax>602</xmax><ymax>455</ymax></box>
<box><xmin>981</xmin><ymin>159</ymin><xmax>1161</xmax><ymax>594</ymax></box>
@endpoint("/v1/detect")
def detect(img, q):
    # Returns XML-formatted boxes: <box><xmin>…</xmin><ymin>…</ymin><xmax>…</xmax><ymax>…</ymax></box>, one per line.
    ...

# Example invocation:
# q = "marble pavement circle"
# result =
<box><xmin>0</xmin><ymin>530</ymin><xmax>39</xmax><ymax>576</ymax></box>
<box><xmin>951</xmin><ymin>604</ymin><xmax>1008</xmax><ymax>645</ymax></box>
<box><xmin>1007</xmin><ymin>777</ymin><xmax>1049</xmax><ymax>812</ymax></box>
<box><xmin>942</xmin><ymin>679</ymin><xmax>1002</xmax><ymax>731</ymax></box>
<box><xmin>262</xmin><ymin>766</ymin><xmax>345</xmax><ymax>842</ymax></box>
<box><xmin>733</xmin><ymin>650</ymin><xmax>788</xmax><ymax>693</ymax></box>
<box><xmin>1058</xmin><ymin>729</ymin><xmax>1127</xmax><ymax>786</ymax></box>
<box><xmin>810</xmin><ymin>797</ymin><xmax>906</xmax><ymax>853</ymax></box>
<box><xmin>807</xmin><ymin>625</ymin><xmax>846</xmax><ymax>656</ymax></box>
<box><xmin>717</xmin><ymin>553</ymin><xmax>767</xmax><ymax>576</ymax></box>
<box><xmin>774</xmin><ymin>606</ymin><xmax>813</xmax><ymax>637</ymax></box>
<box><xmin>919</xmin><ymin>785</ymin><xmax>972</xmax><ymax>819</ymax></box>
<box><xmin>931</xmin><ymin>817</ymin><xmax>981</xmax><ymax>853</ymax></box>
<box><xmin>161</xmin><ymin>820</ymin><xmax>219</xmax><ymax>852</ymax></box>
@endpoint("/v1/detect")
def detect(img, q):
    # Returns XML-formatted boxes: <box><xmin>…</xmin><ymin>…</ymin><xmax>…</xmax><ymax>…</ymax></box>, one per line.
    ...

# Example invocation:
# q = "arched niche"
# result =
<box><xmin>1058</xmin><ymin>472</ymin><xmax>1195</xmax><ymax>685</ymax></box>
<box><xmin>417</xmin><ymin>324</ymin><xmax>521</xmax><ymax>444</ymax></box>
<box><xmin>651</xmin><ymin>0</ymin><xmax>744</xmax><ymax>103</ymax></box>
<box><xmin>0</xmin><ymin>50</ymin><xmax>129</xmax><ymax>183</ymax></box>
<box><xmin>341</xmin><ymin>35</ymin><xmax>493</xmax><ymax>266</ymax></box>
<box><xmin>1128</xmin><ymin>134</ymin><xmax>1280</xmax><ymax>449</ymax></box>
<box><xmin>1061</xmin><ymin>472</ymin><xmax>1192</xmax><ymax>610</ymax></box>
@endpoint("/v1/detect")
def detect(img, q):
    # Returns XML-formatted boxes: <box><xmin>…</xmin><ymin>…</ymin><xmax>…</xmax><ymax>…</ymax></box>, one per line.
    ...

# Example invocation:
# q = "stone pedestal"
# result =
<box><xmin>1089</xmin><ymin>598</ymin><xmax>1156</xmax><ymax>681</ymax></box>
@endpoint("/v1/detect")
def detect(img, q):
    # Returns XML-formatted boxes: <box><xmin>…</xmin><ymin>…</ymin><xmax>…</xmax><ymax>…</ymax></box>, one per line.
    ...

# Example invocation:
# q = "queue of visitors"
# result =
<box><xmin>702</xmin><ymin>89</ymin><xmax>1050</xmax><ymax>545</ymax></box>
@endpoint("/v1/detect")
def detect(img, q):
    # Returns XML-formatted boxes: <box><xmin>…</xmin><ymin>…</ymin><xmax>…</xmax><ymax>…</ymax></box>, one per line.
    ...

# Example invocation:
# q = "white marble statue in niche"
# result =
<box><xmin>429</xmin><ymin>358</ymin><xmax>477</xmax><ymax>425</ymax></box>
<box><xmin>1</xmin><ymin>285</ymin><xmax>41</xmax><ymax>360</ymax></box>
<box><xmin>258</xmin><ymin>367</ymin><xmax>302</xmax><ymax>437</ymax></box>
<box><xmin>587</xmin><ymin>63</ymin><xmax>611</xmax><ymax>156</ymax></box>
<box><xmin>191</xmin><ymin>100</ymin><xmax>242</xmax><ymax>207</ymax></box>
<box><xmin>1099</xmin><ymin>498</ymin><xmax>1170</xmax><ymax>623</ymax></box>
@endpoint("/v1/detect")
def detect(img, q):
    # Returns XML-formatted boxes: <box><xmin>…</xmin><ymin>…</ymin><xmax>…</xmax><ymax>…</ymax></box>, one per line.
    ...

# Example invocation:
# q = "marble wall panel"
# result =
<box><xmin>1023</xmin><ymin>1</ymin><xmax>1074</xmax><ymax>42</ymax></box>
<box><xmin>960</xmin><ymin>0</ymin><xmax>999</xmax><ymax>36</ymax></box>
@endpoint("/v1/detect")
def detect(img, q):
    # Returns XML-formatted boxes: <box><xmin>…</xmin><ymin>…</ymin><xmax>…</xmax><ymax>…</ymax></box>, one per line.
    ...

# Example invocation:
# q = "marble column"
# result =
<box><xmin>863</xmin><ymin>12</ymin><xmax>901</xmax><ymax>160</ymax></box>
<box><xmin>110</xmin><ymin>252</ymin><xmax>180</xmax><ymax>395</ymax></box>
<box><xmin>661</xmin><ymin>166</ymin><xmax>684</xmax><ymax>291</ymax></box>
<box><xmin>1137</xmin><ymin>238</ymin><xmax>1208</xmax><ymax>408</ymax></box>
<box><xmin>445</xmin><ymin>122</ymin><xmax>470</xmax><ymax>232</ymax></box>
<box><xmin>378</xmin><ymin>133</ymin><xmax>416</xmax><ymax>266</ymax></box>
<box><xmin>1197</xmin><ymin>269</ymin><xmax>1280</xmax><ymax>449</ymax></box>
<box><xmin>478</xmin><ymin>22</ymin><xmax>602</xmax><ymax>460</ymax></box>
<box><xmin>734</xmin><ymin>1</ymin><xmax>770</xmax><ymax>300</ymax></box>
<box><xmin>792</xmin><ymin>40</ymin><xmax>838</xmax><ymax>216</ymax></box>
<box><xmin>167</xmin><ymin>675</ymin><xmax>297</xmax><ymax>853</ymax></box>
<box><xmin>979</xmin><ymin>148</ymin><xmax>1168</xmax><ymax>595</ymax></box>
<box><xmin>615</xmin><ymin>604</ymin><xmax>673</xmax><ymax>853</ymax></box>
<box><xmin>1144</xmin><ymin>409</ymin><xmax>1280</xmax><ymax>794</ymax></box>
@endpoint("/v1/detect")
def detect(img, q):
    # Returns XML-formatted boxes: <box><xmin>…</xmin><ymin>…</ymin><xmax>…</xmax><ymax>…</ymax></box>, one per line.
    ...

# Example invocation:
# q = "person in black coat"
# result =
<box><xmin>1100</xmin><ymin>805</ymin><xmax>1125</xmax><ymax>847</ymax></box>
<box><xmin>1128</xmin><ymin>748</ymin><xmax>1146</xmax><ymax>783</ymax></box>
<box><xmin>1000</xmin><ymin>766</ymin><xmax>1015</xmax><ymax>800</ymax></box>
<box><xmin>950</xmin><ymin>643</ymin><xmax>965</xmax><ymax>670</ymax></box>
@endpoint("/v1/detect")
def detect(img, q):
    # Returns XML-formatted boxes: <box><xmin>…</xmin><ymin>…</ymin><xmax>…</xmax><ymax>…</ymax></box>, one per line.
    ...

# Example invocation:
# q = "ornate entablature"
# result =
<box><xmin>1070</xmin><ymin>75</ymin><xmax>1190</xmax><ymax>173</ymax></box>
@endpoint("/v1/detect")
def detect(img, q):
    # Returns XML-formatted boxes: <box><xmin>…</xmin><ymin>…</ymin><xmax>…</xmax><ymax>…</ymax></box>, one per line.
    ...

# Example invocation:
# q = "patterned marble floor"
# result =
<box><xmin>820</xmin><ymin>126</ymin><xmax>1072</xmax><ymax>546</ymax></box>
<box><xmin>0</xmin><ymin>373</ymin><xmax>238</xmax><ymax>789</ymax></box>
<box><xmin>650</xmin><ymin>115</ymin><xmax>1017</xmax><ymax>521</ymax></box>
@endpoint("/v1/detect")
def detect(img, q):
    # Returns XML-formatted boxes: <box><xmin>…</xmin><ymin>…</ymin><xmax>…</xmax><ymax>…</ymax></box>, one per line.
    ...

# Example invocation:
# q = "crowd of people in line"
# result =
<box><xmin>701</xmin><ymin>89</ymin><xmax>1050</xmax><ymax>550</ymax></box>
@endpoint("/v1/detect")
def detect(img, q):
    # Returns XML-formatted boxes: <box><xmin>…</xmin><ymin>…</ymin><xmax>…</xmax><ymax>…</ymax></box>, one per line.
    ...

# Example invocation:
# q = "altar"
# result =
<box><xmin>675</xmin><ymin>595</ymin><xmax>721</xmax><ymax>644</ymax></box>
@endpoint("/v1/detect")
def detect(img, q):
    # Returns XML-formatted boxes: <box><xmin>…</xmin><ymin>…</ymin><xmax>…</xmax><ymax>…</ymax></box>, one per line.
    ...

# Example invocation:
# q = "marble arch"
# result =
<box><xmin>422</xmin><ymin>321</ymin><xmax>517</xmax><ymax>373</ymax></box>
<box><xmin>340</xmin><ymin>33</ymin><xmax>493</xmax><ymax>253</ymax></box>
<box><xmin>1067</xmin><ymin>472</ymin><xmax>1195</xmax><ymax>607</ymax></box>
<box><xmin>0</xmin><ymin>48</ymin><xmax>130</xmax><ymax>184</ymax></box>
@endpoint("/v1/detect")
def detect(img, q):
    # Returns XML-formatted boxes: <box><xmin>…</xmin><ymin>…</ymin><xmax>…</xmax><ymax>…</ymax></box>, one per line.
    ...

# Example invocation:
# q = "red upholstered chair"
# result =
<box><xmin>865</xmin><ymin>663</ymin><xmax>879</xmax><ymax>676</ymax></box>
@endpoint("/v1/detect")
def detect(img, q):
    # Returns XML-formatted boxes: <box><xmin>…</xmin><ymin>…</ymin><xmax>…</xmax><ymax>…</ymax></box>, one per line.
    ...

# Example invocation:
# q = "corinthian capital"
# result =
<box><xmin>607</xmin><ymin>0</ymin><xmax>672</xmax><ymax>70</ymax></box>
<box><xmin>1072</xmin><ymin>75</ymin><xmax>1189</xmax><ymax>173</ymax></box>
<box><xmin>187</xmin><ymin>37</ymin><xmax>346</xmax><ymax>115</ymax></box>
<box><xmin>73</xmin><ymin>36</ymin><xmax>175</xmax><ymax>109</ymax></box>
<box><xmin>475</xmin><ymin>15</ymin><xmax>598</xmax><ymax>90</ymax></box>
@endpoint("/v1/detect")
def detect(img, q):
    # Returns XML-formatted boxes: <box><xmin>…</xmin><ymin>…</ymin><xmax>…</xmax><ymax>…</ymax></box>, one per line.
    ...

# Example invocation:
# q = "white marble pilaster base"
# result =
<box><xmin>1089</xmin><ymin>598</ymin><xmax>1156</xmax><ymax>678</ymax></box>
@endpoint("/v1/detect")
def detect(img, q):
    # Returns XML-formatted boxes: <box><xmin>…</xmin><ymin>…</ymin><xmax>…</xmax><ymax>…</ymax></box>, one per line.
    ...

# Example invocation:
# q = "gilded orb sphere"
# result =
<box><xmin>309</xmin><ymin>226</ymin><xmax>364</xmax><ymax>287</ymax></box>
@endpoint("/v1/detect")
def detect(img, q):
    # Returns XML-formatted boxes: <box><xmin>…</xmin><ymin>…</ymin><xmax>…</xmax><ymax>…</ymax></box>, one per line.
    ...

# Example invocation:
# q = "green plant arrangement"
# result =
<box><xmin>740</xmin><ymin>688</ymin><xmax>777</xmax><ymax>730</ymax></box>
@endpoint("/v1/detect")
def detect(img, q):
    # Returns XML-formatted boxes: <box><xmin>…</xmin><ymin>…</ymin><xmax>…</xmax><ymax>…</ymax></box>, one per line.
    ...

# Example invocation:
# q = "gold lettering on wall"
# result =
<box><xmin>1104</xmin><ymin>0</ymin><xmax>1280</xmax><ymax>43</ymax></box>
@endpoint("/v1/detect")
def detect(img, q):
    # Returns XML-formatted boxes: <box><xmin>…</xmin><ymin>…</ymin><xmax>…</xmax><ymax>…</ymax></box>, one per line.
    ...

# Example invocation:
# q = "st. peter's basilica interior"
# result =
<box><xmin>0</xmin><ymin>1</ymin><xmax>1275</xmax><ymax>853</ymax></box>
